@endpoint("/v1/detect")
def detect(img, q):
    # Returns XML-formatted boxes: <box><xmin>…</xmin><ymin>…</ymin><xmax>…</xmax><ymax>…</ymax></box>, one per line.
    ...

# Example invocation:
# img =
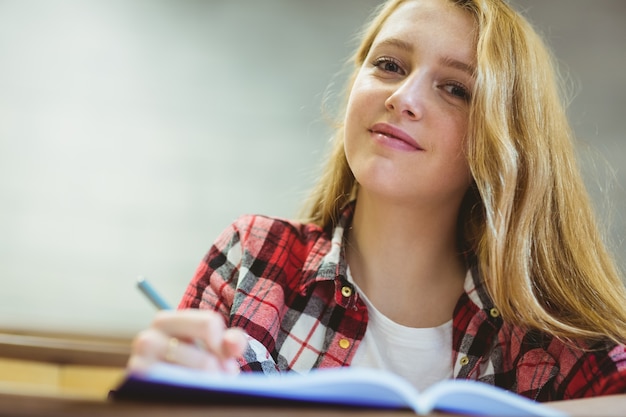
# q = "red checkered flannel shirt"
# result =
<box><xmin>179</xmin><ymin>203</ymin><xmax>626</xmax><ymax>402</ymax></box>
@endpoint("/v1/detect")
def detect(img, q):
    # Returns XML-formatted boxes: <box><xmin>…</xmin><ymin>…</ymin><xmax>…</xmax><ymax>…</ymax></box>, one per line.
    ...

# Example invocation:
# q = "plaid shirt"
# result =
<box><xmin>179</xmin><ymin>203</ymin><xmax>626</xmax><ymax>402</ymax></box>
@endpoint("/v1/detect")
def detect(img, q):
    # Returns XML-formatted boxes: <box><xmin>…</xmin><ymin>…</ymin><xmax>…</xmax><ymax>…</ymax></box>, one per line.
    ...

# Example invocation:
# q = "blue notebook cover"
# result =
<box><xmin>111</xmin><ymin>364</ymin><xmax>567</xmax><ymax>417</ymax></box>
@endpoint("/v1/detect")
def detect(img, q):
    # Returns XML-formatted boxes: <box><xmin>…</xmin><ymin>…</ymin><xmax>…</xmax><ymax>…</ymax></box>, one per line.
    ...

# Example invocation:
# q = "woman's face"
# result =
<box><xmin>344</xmin><ymin>0</ymin><xmax>476</xmax><ymax>209</ymax></box>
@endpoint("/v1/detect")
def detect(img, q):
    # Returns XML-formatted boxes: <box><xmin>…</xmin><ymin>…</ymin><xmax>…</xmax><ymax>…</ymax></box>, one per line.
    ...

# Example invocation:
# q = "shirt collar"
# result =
<box><xmin>464</xmin><ymin>264</ymin><xmax>492</xmax><ymax>309</ymax></box>
<box><xmin>298</xmin><ymin>202</ymin><xmax>355</xmax><ymax>293</ymax></box>
<box><xmin>298</xmin><ymin>201</ymin><xmax>498</xmax><ymax>321</ymax></box>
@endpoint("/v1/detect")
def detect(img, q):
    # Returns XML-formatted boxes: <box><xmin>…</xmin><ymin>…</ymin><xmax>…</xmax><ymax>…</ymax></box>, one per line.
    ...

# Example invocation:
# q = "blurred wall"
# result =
<box><xmin>0</xmin><ymin>0</ymin><xmax>624</xmax><ymax>337</ymax></box>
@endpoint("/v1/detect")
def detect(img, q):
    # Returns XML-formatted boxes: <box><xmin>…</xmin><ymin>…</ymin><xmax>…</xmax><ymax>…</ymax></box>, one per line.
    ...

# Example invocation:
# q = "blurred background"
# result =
<box><xmin>0</xmin><ymin>0</ymin><xmax>624</xmax><ymax>338</ymax></box>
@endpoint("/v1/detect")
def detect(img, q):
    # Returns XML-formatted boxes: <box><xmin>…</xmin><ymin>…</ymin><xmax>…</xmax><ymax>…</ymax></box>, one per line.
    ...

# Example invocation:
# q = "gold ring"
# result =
<box><xmin>165</xmin><ymin>337</ymin><xmax>179</xmax><ymax>362</ymax></box>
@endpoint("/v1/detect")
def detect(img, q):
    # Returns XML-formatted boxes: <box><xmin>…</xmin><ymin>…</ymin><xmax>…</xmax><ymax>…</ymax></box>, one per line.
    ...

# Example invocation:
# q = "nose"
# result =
<box><xmin>384</xmin><ymin>73</ymin><xmax>426</xmax><ymax>120</ymax></box>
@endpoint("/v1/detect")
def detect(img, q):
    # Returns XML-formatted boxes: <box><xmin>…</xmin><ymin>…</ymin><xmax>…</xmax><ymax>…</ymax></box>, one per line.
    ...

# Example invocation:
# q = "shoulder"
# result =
<box><xmin>229</xmin><ymin>214</ymin><xmax>326</xmax><ymax>246</ymax></box>
<box><xmin>510</xmin><ymin>329</ymin><xmax>626</xmax><ymax>400</ymax></box>
<box><xmin>553</xmin><ymin>340</ymin><xmax>626</xmax><ymax>399</ymax></box>
<box><xmin>223</xmin><ymin>214</ymin><xmax>331</xmax><ymax>266</ymax></box>
<box><xmin>455</xmin><ymin>267</ymin><xmax>626</xmax><ymax>400</ymax></box>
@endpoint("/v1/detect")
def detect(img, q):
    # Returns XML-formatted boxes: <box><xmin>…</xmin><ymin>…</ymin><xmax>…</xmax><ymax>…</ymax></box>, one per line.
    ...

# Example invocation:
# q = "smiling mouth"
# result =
<box><xmin>369</xmin><ymin>124</ymin><xmax>423</xmax><ymax>151</ymax></box>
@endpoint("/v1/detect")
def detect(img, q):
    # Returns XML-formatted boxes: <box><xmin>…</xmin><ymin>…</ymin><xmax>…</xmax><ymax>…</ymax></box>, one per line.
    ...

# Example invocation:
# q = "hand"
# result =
<box><xmin>127</xmin><ymin>309</ymin><xmax>248</xmax><ymax>374</ymax></box>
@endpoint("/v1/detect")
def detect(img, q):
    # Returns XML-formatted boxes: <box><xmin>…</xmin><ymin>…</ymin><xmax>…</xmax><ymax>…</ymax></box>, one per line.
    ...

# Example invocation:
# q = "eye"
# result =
<box><xmin>372</xmin><ymin>57</ymin><xmax>405</xmax><ymax>75</ymax></box>
<box><xmin>442</xmin><ymin>82</ymin><xmax>471</xmax><ymax>102</ymax></box>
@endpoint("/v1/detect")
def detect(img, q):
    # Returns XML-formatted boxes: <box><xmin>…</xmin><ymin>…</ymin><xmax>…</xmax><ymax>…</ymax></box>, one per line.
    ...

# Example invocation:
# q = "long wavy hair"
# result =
<box><xmin>300</xmin><ymin>0</ymin><xmax>626</xmax><ymax>344</ymax></box>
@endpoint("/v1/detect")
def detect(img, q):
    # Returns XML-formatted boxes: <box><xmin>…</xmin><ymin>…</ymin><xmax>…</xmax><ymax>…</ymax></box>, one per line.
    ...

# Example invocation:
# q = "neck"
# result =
<box><xmin>346</xmin><ymin>191</ymin><xmax>466</xmax><ymax>327</ymax></box>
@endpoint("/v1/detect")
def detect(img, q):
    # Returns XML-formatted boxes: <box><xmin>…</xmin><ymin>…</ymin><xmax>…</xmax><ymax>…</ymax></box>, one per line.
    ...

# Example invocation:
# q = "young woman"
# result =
<box><xmin>127</xmin><ymin>0</ymin><xmax>626</xmax><ymax>401</ymax></box>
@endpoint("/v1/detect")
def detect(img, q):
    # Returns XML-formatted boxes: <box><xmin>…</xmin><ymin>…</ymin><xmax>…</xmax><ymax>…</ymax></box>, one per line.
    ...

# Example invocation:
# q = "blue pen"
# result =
<box><xmin>137</xmin><ymin>276</ymin><xmax>172</xmax><ymax>310</ymax></box>
<box><xmin>136</xmin><ymin>276</ymin><xmax>209</xmax><ymax>354</ymax></box>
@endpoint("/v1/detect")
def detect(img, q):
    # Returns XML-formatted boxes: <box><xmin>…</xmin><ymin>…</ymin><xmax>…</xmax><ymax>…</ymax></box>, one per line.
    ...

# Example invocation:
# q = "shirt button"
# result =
<box><xmin>489</xmin><ymin>308</ymin><xmax>500</xmax><ymax>318</ymax></box>
<box><xmin>459</xmin><ymin>356</ymin><xmax>470</xmax><ymax>366</ymax></box>
<box><xmin>341</xmin><ymin>285</ymin><xmax>352</xmax><ymax>298</ymax></box>
<box><xmin>338</xmin><ymin>339</ymin><xmax>350</xmax><ymax>349</ymax></box>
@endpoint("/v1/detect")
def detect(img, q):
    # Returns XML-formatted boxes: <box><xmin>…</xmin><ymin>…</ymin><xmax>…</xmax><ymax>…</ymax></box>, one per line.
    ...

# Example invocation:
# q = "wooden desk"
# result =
<box><xmin>0</xmin><ymin>330</ymin><xmax>130</xmax><ymax>367</ymax></box>
<box><xmin>0</xmin><ymin>388</ymin><xmax>419</xmax><ymax>417</ymax></box>
<box><xmin>1</xmin><ymin>388</ymin><xmax>625</xmax><ymax>417</ymax></box>
<box><xmin>548</xmin><ymin>394</ymin><xmax>626</xmax><ymax>416</ymax></box>
<box><xmin>1</xmin><ymin>330</ymin><xmax>625</xmax><ymax>416</ymax></box>
<box><xmin>0</xmin><ymin>330</ymin><xmax>130</xmax><ymax>398</ymax></box>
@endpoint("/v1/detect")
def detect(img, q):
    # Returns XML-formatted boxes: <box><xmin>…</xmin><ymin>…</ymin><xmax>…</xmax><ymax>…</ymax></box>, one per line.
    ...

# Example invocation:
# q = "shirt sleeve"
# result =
<box><xmin>558</xmin><ymin>343</ymin><xmax>626</xmax><ymax>399</ymax></box>
<box><xmin>178</xmin><ymin>217</ymin><xmax>281</xmax><ymax>375</ymax></box>
<box><xmin>178</xmin><ymin>219</ymin><xmax>242</xmax><ymax>314</ymax></box>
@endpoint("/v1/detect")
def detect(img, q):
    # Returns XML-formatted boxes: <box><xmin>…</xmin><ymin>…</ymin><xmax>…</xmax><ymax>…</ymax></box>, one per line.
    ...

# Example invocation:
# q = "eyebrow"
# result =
<box><xmin>439</xmin><ymin>56</ymin><xmax>476</xmax><ymax>78</ymax></box>
<box><xmin>373</xmin><ymin>38</ymin><xmax>414</xmax><ymax>54</ymax></box>
<box><xmin>372</xmin><ymin>37</ymin><xmax>476</xmax><ymax>78</ymax></box>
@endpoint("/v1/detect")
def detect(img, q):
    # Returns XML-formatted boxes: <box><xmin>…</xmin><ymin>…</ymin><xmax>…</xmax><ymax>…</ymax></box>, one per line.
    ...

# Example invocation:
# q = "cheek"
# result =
<box><xmin>343</xmin><ymin>92</ymin><xmax>371</xmax><ymax>180</ymax></box>
<box><xmin>446</xmin><ymin>113</ymin><xmax>470</xmax><ymax>162</ymax></box>
<box><xmin>449</xmin><ymin>139</ymin><xmax>472</xmax><ymax>187</ymax></box>
<box><xmin>440</xmin><ymin>118</ymin><xmax>472</xmax><ymax>185</ymax></box>
<box><xmin>344</xmin><ymin>81</ymin><xmax>367</xmax><ymax>146</ymax></box>
<box><xmin>344</xmin><ymin>76</ymin><xmax>383</xmax><ymax>137</ymax></box>
<box><xmin>345</xmin><ymin>83</ymin><xmax>365</xmax><ymax>123</ymax></box>
<box><xmin>346</xmin><ymin>73</ymin><xmax>382</xmax><ymax>114</ymax></box>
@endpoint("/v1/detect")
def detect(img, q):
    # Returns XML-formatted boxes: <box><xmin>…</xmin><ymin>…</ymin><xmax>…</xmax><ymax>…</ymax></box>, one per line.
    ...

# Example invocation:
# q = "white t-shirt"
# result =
<box><xmin>347</xmin><ymin>268</ymin><xmax>453</xmax><ymax>392</ymax></box>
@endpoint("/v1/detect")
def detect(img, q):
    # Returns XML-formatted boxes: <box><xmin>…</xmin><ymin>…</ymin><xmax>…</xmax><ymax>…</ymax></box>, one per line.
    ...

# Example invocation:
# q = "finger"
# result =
<box><xmin>222</xmin><ymin>328</ymin><xmax>248</xmax><ymax>358</ymax></box>
<box><xmin>127</xmin><ymin>354</ymin><xmax>154</xmax><ymax>373</ymax></box>
<box><xmin>159</xmin><ymin>336</ymin><xmax>225</xmax><ymax>371</ymax></box>
<box><xmin>130</xmin><ymin>328</ymin><xmax>165</xmax><ymax>361</ymax></box>
<box><xmin>164</xmin><ymin>336</ymin><xmax>242</xmax><ymax>373</ymax></box>
<box><xmin>129</xmin><ymin>315</ymin><xmax>243</xmax><ymax>373</ymax></box>
<box><xmin>201</xmin><ymin>311</ymin><xmax>228</xmax><ymax>358</ymax></box>
<box><xmin>163</xmin><ymin>336</ymin><xmax>180</xmax><ymax>363</ymax></box>
<box><xmin>127</xmin><ymin>328</ymin><xmax>172</xmax><ymax>372</ymax></box>
<box><xmin>152</xmin><ymin>309</ymin><xmax>227</xmax><ymax>357</ymax></box>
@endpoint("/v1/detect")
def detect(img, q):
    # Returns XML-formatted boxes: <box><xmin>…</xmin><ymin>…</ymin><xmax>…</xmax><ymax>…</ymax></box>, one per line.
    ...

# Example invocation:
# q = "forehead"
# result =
<box><xmin>374</xmin><ymin>0</ymin><xmax>477</xmax><ymax>63</ymax></box>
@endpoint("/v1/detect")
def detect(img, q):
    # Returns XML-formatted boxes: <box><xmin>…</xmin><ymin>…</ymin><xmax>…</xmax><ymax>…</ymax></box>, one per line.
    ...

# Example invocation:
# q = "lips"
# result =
<box><xmin>369</xmin><ymin>123</ymin><xmax>423</xmax><ymax>151</ymax></box>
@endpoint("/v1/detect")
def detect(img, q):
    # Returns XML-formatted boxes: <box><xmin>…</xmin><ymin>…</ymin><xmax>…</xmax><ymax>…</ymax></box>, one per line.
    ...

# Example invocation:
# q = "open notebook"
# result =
<box><xmin>111</xmin><ymin>364</ymin><xmax>567</xmax><ymax>417</ymax></box>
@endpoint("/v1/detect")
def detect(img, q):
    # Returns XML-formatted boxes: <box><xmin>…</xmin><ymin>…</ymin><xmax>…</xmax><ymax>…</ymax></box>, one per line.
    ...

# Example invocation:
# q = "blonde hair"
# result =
<box><xmin>301</xmin><ymin>0</ymin><xmax>626</xmax><ymax>345</ymax></box>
